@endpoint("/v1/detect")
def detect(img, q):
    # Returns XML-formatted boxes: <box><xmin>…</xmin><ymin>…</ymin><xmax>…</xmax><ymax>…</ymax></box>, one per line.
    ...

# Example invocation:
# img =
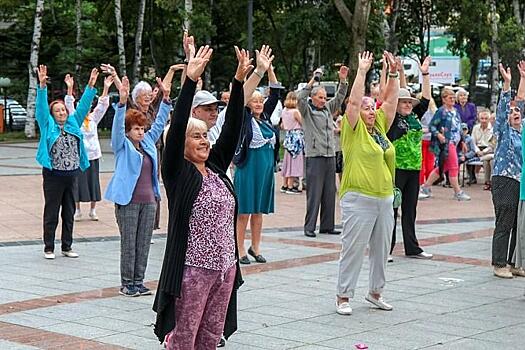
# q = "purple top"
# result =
<box><xmin>185</xmin><ymin>169</ymin><xmax>236</xmax><ymax>272</ymax></box>
<box><xmin>131</xmin><ymin>150</ymin><xmax>156</xmax><ymax>204</ymax></box>
<box><xmin>454</xmin><ymin>102</ymin><xmax>477</xmax><ymax>130</ymax></box>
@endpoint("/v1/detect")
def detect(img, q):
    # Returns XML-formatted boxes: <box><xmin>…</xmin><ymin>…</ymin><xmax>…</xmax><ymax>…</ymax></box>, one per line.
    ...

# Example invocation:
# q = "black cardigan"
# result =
<box><xmin>153</xmin><ymin>77</ymin><xmax>245</xmax><ymax>342</ymax></box>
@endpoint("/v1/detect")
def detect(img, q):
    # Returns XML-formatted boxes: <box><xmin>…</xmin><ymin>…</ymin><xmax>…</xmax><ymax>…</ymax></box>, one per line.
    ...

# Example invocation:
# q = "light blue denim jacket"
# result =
<box><xmin>35</xmin><ymin>86</ymin><xmax>96</xmax><ymax>171</ymax></box>
<box><xmin>493</xmin><ymin>90</ymin><xmax>524</xmax><ymax>182</ymax></box>
<box><xmin>104</xmin><ymin>101</ymin><xmax>170</xmax><ymax>205</ymax></box>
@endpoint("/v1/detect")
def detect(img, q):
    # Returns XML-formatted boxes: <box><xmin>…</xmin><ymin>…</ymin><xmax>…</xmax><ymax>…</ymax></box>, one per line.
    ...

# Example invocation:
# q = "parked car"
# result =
<box><xmin>1</xmin><ymin>98</ymin><xmax>27</xmax><ymax>131</ymax></box>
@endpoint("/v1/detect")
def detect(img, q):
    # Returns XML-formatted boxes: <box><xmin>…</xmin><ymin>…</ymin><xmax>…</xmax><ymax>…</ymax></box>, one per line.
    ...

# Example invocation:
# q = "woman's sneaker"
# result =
<box><xmin>280</xmin><ymin>186</ymin><xmax>288</xmax><ymax>193</ymax></box>
<box><xmin>454</xmin><ymin>191</ymin><xmax>471</xmax><ymax>201</ymax></box>
<box><xmin>136</xmin><ymin>284</ymin><xmax>153</xmax><ymax>296</ymax></box>
<box><xmin>420</xmin><ymin>186</ymin><xmax>432</xmax><ymax>198</ymax></box>
<box><xmin>119</xmin><ymin>285</ymin><xmax>140</xmax><ymax>297</ymax></box>
<box><xmin>286</xmin><ymin>187</ymin><xmax>301</xmax><ymax>194</ymax></box>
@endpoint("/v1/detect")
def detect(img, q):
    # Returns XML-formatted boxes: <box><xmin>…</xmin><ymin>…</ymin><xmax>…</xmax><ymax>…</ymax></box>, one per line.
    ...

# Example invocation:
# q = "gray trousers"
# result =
<box><xmin>304</xmin><ymin>156</ymin><xmax>336</xmax><ymax>232</ymax></box>
<box><xmin>337</xmin><ymin>192</ymin><xmax>394</xmax><ymax>298</ymax></box>
<box><xmin>115</xmin><ymin>202</ymin><xmax>156</xmax><ymax>286</ymax></box>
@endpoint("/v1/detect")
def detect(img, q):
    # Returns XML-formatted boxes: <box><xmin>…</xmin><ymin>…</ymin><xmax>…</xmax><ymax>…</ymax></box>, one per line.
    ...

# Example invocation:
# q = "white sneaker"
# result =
<box><xmin>74</xmin><ymin>211</ymin><xmax>82</xmax><ymax>221</ymax></box>
<box><xmin>335</xmin><ymin>300</ymin><xmax>352</xmax><ymax>315</ymax></box>
<box><xmin>89</xmin><ymin>211</ymin><xmax>99</xmax><ymax>221</ymax></box>
<box><xmin>44</xmin><ymin>251</ymin><xmax>55</xmax><ymax>260</ymax></box>
<box><xmin>409</xmin><ymin>251</ymin><xmax>433</xmax><ymax>259</ymax></box>
<box><xmin>387</xmin><ymin>255</ymin><xmax>394</xmax><ymax>263</ymax></box>
<box><xmin>62</xmin><ymin>250</ymin><xmax>79</xmax><ymax>258</ymax></box>
<box><xmin>420</xmin><ymin>186</ymin><xmax>432</xmax><ymax>198</ymax></box>
<box><xmin>365</xmin><ymin>294</ymin><xmax>393</xmax><ymax>311</ymax></box>
<box><xmin>454</xmin><ymin>191</ymin><xmax>471</xmax><ymax>201</ymax></box>
<box><xmin>418</xmin><ymin>189</ymin><xmax>430</xmax><ymax>200</ymax></box>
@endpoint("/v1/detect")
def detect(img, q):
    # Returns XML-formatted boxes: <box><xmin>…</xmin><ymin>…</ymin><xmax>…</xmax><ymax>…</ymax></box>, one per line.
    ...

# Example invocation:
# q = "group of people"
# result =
<box><xmin>33</xmin><ymin>25</ymin><xmax>525</xmax><ymax>347</ymax></box>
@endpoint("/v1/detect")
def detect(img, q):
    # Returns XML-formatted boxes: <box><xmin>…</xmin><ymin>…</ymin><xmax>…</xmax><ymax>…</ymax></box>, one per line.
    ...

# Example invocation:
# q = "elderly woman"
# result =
<box><xmin>64</xmin><ymin>74</ymin><xmax>113</xmax><ymax>221</ymax></box>
<box><xmin>336</xmin><ymin>51</ymin><xmax>399</xmax><ymax>315</ymax></box>
<box><xmin>455</xmin><ymin>87</ymin><xmax>477</xmax><ymax>132</ymax></box>
<box><xmin>386</xmin><ymin>56</ymin><xmax>433</xmax><ymax>261</ymax></box>
<box><xmin>36</xmin><ymin>65</ymin><xmax>98</xmax><ymax>260</ymax></box>
<box><xmin>491</xmin><ymin>63</ymin><xmax>525</xmax><ymax>279</ymax></box>
<box><xmin>420</xmin><ymin>88</ymin><xmax>471</xmax><ymax>201</ymax></box>
<box><xmin>153</xmin><ymin>44</ymin><xmax>250</xmax><ymax>349</ymax></box>
<box><xmin>105</xmin><ymin>75</ymin><xmax>171</xmax><ymax>297</ymax></box>
<box><xmin>234</xmin><ymin>62</ymin><xmax>280</xmax><ymax>265</ymax></box>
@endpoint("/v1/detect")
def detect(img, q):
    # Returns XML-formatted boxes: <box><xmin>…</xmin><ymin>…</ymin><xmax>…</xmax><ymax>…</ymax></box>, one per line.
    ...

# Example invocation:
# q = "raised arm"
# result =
<box><xmin>379</xmin><ymin>51</ymin><xmax>400</xmax><ymax>129</ymax></box>
<box><xmin>496</xmin><ymin>63</ymin><xmax>512</xmax><ymax>134</ymax></box>
<box><xmin>263</xmin><ymin>65</ymin><xmax>280</xmax><ymax>117</ymax></box>
<box><xmin>211</xmin><ymin>46</ymin><xmax>250</xmax><ymax>171</ymax></box>
<box><xmin>243</xmin><ymin>45</ymin><xmax>273</xmax><ymax>104</ymax></box>
<box><xmin>517</xmin><ymin>60</ymin><xmax>525</xmax><ymax>101</ymax></box>
<box><xmin>35</xmin><ymin>65</ymin><xmax>50</xmax><ymax>128</ymax></box>
<box><xmin>91</xmin><ymin>76</ymin><xmax>113</xmax><ymax>125</ymax></box>
<box><xmin>111</xmin><ymin>76</ymin><xmax>130</xmax><ymax>153</ymax></box>
<box><xmin>162</xmin><ymin>43</ymin><xmax>212</xmax><ymax>179</ymax></box>
<box><xmin>379</xmin><ymin>58</ymin><xmax>387</xmax><ymax>101</ymax></box>
<box><xmin>396</xmin><ymin>57</ymin><xmax>407</xmax><ymax>89</ymax></box>
<box><xmin>100</xmin><ymin>64</ymin><xmax>122</xmax><ymax>90</ymax></box>
<box><xmin>146</xmin><ymin>77</ymin><xmax>172</xmax><ymax>143</ymax></box>
<box><xmin>413</xmin><ymin>56</ymin><xmax>432</xmax><ymax>118</ymax></box>
<box><xmin>345</xmin><ymin>51</ymin><xmax>373</xmax><ymax>129</ymax></box>
<box><xmin>64</xmin><ymin>74</ymin><xmax>75</xmax><ymax>115</ymax></box>
<box><xmin>72</xmin><ymin>68</ymin><xmax>98</xmax><ymax>125</ymax></box>
<box><xmin>327</xmin><ymin>65</ymin><xmax>349</xmax><ymax>115</ymax></box>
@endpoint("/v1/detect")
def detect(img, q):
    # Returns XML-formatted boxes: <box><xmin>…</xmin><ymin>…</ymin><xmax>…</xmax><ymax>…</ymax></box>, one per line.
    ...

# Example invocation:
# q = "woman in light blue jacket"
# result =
<box><xmin>36</xmin><ymin>65</ymin><xmax>98</xmax><ymax>260</ymax></box>
<box><xmin>105</xmin><ymin>76</ymin><xmax>171</xmax><ymax>297</ymax></box>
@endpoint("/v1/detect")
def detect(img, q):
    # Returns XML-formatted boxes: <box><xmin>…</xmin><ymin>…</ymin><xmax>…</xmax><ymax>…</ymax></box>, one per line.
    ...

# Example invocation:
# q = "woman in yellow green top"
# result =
<box><xmin>335</xmin><ymin>51</ymin><xmax>400</xmax><ymax>316</ymax></box>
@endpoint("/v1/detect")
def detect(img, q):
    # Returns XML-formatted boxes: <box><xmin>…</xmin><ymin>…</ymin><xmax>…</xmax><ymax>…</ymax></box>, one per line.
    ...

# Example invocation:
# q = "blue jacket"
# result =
<box><xmin>35</xmin><ymin>86</ymin><xmax>96</xmax><ymax>171</ymax></box>
<box><xmin>104</xmin><ymin>101</ymin><xmax>170</xmax><ymax>205</ymax></box>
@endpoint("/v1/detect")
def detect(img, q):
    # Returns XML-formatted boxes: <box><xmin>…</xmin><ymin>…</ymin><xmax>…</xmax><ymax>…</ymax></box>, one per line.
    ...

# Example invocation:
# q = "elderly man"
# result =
<box><xmin>297</xmin><ymin>66</ymin><xmax>349</xmax><ymax>237</ymax></box>
<box><xmin>471</xmin><ymin>109</ymin><xmax>495</xmax><ymax>190</ymax></box>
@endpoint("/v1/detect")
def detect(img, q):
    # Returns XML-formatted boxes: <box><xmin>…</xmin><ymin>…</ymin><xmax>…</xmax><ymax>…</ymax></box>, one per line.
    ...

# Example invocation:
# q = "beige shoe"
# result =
<box><xmin>510</xmin><ymin>266</ymin><xmax>525</xmax><ymax>277</ymax></box>
<box><xmin>493</xmin><ymin>266</ymin><xmax>513</xmax><ymax>278</ymax></box>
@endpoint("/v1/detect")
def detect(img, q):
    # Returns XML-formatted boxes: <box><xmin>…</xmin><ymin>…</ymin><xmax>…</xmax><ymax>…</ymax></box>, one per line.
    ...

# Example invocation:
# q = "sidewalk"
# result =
<box><xmin>2</xmin><ymin>141</ymin><xmax>523</xmax><ymax>350</ymax></box>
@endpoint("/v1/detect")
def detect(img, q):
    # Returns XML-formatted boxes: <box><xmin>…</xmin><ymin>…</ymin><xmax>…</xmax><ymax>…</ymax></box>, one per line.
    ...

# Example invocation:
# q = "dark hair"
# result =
<box><xmin>125</xmin><ymin>108</ymin><xmax>147</xmax><ymax>132</ymax></box>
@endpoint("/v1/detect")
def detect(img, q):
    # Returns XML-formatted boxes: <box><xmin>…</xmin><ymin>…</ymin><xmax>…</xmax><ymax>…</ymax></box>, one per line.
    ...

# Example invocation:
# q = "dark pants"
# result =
<box><xmin>304</xmin><ymin>156</ymin><xmax>336</xmax><ymax>232</ymax></box>
<box><xmin>491</xmin><ymin>176</ymin><xmax>519</xmax><ymax>267</ymax></box>
<box><xmin>390</xmin><ymin>169</ymin><xmax>423</xmax><ymax>256</ymax></box>
<box><xmin>42</xmin><ymin>171</ymin><xmax>75</xmax><ymax>252</ymax></box>
<box><xmin>115</xmin><ymin>202</ymin><xmax>156</xmax><ymax>286</ymax></box>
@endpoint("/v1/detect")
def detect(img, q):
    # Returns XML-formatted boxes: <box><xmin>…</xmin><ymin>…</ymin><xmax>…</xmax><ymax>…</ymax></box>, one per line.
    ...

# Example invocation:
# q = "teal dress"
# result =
<box><xmin>234</xmin><ymin>120</ymin><xmax>275</xmax><ymax>214</ymax></box>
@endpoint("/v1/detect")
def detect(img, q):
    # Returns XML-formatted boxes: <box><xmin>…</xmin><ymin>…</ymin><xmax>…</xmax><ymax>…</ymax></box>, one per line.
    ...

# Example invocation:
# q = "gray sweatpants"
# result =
<box><xmin>115</xmin><ymin>202</ymin><xmax>156</xmax><ymax>286</ymax></box>
<box><xmin>304</xmin><ymin>156</ymin><xmax>336</xmax><ymax>232</ymax></box>
<box><xmin>337</xmin><ymin>192</ymin><xmax>394</xmax><ymax>298</ymax></box>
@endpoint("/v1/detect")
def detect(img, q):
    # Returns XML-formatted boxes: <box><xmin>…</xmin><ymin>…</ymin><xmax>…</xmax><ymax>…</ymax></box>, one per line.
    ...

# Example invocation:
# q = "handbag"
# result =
<box><xmin>393</xmin><ymin>186</ymin><xmax>402</xmax><ymax>209</ymax></box>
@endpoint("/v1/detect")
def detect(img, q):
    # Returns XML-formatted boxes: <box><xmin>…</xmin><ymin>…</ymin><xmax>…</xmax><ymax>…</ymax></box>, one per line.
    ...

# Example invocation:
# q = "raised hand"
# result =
<box><xmin>186</xmin><ymin>45</ymin><xmax>213</xmax><ymax>82</ymax></box>
<box><xmin>419</xmin><ymin>56</ymin><xmax>432</xmax><ymax>74</ymax></box>
<box><xmin>255</xmin><ymin>45</ymin><xmax>274</xmax><ymax>73</ymax></box>
<box><xmin>383</xmin><ymin>51</ymin><xmax>397</xmax><ymax>73</ymax></box>
<box><xmin>517</xmin><ymin>60</ymin><xmax>525</xmax><ymax>78</ymax></box>
<box><xmin>100</xmin><ymin>64</ymin><xmax>117</xmax><ymax>77</ymax></box>
<box><xmin>183</xmin><ymin>31</ymin><xmax>195</xmax><ymax>61</ymax></box>
<box><xmin>64</xmin><ymin>74</ymin><xmax>74</xmax><ymax>89</ymax></box>
<box><xmin>338</xmin><ymin>65</ymin><xmax>349</xmax><ymax>81</ymax></box>
<box><xmin>357</xmin><ymin>51</ymin><xmax>374</xmax><ymax>72</ymax></box>
<box><xmin>499</xmin><ymin>63</ymin><xmax>511</xmax><ymax>83</ymax></box>
<box><xmin>104</xmin><ymin>75</ymin><xmax>114</xmax><ymax>89</ymax></box>
<box><xmin>156</xmin><ymin>77</ymin><xmax>171</xmax><ymax>100</ymax></box>
<box><xmin>395</xmin><ymin>57</ymin><xmax>404</xmax><ymax>72</ymax></box>
<box><xmin>234</xmin><ymin>46</ymin><xmax>254</xmax><ymax>82</ymax></box>
<box><xmin>119</xmin><ymin>76</ymin><xmax>129</xmax><ymax>104</ymax></box>
<box><xmin>37</xmin><ymin>65</ymin><xmax>48</xmax><ymax>88</ymax></box>
<box><xmin>170</xmin><ymin>63</ymin><xmax>186</xmax><ymax>72</ymax></box>
<box><xmin>88</xmin><ymin>68</ymin><xmax>99</xmax><ymax>88</ymax></box>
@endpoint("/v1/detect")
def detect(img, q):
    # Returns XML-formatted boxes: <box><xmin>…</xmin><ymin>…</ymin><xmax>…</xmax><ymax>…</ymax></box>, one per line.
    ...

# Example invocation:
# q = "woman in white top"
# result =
<box><xmin>65</xmin><ymin>74</ymin><xmax>113</xmax><ymax>221</ymax></box>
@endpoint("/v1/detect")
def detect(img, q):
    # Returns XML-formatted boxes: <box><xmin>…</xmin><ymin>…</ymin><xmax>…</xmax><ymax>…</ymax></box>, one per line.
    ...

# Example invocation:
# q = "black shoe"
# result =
<box><xmin>304</xmin><ymin>230</ymin><xmax>316</xmax><ymax>238</ymax></box>
<box><xmin>319</xmin><ymin>229</ymin><xmax>341</xmax><ymax>235</ymax></box>
<box><xmin>217</xmin><ymin>336</ymin><xmax>226</xmax><ymax>348</ymax></box>
<box><xmin>248</xmin><ymin>247</ymin><xmax>267</xmax><ymax>263</ymax></box>
<box><xmin>239</xmin><ymin>255</ymin><xmax>251</xmax><ymax>264</ymax></box>
<box><xmin>280</xmin><ymin>186</ymin><xmax>288</xmax><ymax>193</ymax></box>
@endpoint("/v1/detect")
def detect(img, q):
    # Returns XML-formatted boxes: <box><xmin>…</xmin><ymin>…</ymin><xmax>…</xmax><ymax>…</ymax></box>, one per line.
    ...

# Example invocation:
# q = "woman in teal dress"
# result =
<box><xmin>234</xmin><ymin>89</ymin><xmax>279</xmax><ymax>265</ymax></box>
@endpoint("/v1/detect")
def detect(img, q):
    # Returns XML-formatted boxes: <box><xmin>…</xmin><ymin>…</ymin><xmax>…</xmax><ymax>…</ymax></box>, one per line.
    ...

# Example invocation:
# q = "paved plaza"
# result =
<box><xmin>1</xmin><ymin>141</ymin><xmax>525</xmax><ymax>349</ymax></box>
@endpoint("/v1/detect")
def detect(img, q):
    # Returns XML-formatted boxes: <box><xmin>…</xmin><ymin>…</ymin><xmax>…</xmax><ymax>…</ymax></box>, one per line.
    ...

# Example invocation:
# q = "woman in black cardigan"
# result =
<box><xmin>153</xmin><ymin>41</ymin><xmax>251</xmax><ymax>348</ymax></box>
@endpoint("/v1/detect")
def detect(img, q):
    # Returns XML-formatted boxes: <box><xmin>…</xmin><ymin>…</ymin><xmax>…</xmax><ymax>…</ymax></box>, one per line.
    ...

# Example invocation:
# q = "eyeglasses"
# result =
<box><xmin>511</xmin><ymin>106</ymin><xmax>521</xmax><ymax>114</ymax></box>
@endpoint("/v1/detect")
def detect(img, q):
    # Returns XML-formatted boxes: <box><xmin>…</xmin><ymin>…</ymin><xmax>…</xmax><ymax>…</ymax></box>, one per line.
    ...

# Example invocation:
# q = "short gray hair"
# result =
<box><xmin>311</xmin><ymin>86</ymin><xmax>326</xmax><ymax>97</ymax></box>
<box><xmin>455</xmin><ymin>87</ymin><xmax>469</xmax><ymax>99</ymax></box>
<box><xmin>132</xmin><ymin>81</ymin><xmax>152</xmax><ymax>103</ymax></box>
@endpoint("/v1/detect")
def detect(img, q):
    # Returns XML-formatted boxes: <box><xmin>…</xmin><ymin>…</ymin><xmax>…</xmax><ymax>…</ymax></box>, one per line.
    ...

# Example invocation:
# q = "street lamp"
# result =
<box><xmin>0</xmin><ymin>77</ymin><xmax>12</xmax><ymax>132</ymax></box>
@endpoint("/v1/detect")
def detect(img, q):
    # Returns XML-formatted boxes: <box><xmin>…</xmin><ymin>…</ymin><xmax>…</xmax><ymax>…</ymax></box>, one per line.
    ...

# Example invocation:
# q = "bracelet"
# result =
<box><xmin>388</xmin><ymin>72</ymin><xmax>399</xmax><ymax>79</ymax></box>
<box><xmin>422</xmin><ymin>72</ymin><xmax>429</xmax><ymax>76</ymax></box>
<box><xmin>253</xmin><ymin>70</ymin><xmax>264</xmax><ymax>79</ymax></box>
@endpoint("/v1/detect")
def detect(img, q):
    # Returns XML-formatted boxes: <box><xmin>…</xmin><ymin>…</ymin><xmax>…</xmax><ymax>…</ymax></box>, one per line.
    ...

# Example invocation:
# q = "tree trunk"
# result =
<box><xmin>489</xmin><ymin>0</ymin><xmax>499</xmax><ymax>112</ymax></box>
<box><xmin>132</xmin><ymin>0</ymin><xmax>146</xmax><ymax>85</ymax></box>
<box><xmin>385</xmin><ymin>0</ymin><xmax>401</xmax><ymax>54</ymax></box>
<box><xmin>334</xmin><ymin>0</ymin><xmax>372</xmax><ymax>78</ymax></box>
<box><xmin>25</xmin><ymin>0</ymin><xmax>45</xmax><ymax>138</ymax></box>
<box><xmin>114</xmin><ymin>0</ymin><xmax>126</xmax><ymax>76</ymax></box>
<box><xmin>184</xmin><ymin>0</ymin><xmax>192</xmax><ymax>30</ymax></box>
<box><xmin>513</xmin><ymin>0</ymin><xmax>522</xmax><ymax>25</ymax></box>
<box><xmin>75</xmin><ymin>0</ymin><xmax>82</xmax><ymax>88</ymax></box>
<box><xmin>468</xmin><ymin>47</ymin><xmax>480</xmax><ymax>93</ymax></box>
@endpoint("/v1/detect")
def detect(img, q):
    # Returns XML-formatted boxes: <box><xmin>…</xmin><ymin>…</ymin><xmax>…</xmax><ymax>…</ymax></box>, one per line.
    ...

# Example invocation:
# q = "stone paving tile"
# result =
<box><xmin>425</xmin><ymin>337</ymin><xmax>501</xmax><ymax>350</ymax></box>
<box><xmin>95</xmin><ymin>333</ymin><xmax>160</xmax><ymax>349</ymax></box>
<box><xmin>39</xmin><ymin>322</ymin><xmax>118</xmax><ymax>340</ymax></box>
<box><xmin>0</xmin><ymin>339</ymin><xmax>41</xmax><ymax>350</ymax></box>
<box><xmin>227</xmin><ymin>332</ymin><xmax>307</xmax><ymax>349</ymax></box>
<box><xmin>0</xmin><ymin>313</ymin><xmax>62</xmax><ymax>329</ymax></box>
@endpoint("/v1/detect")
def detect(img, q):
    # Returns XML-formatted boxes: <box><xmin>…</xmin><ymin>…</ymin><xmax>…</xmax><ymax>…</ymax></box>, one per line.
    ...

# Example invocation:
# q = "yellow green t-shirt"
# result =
<box><xmin>339</xmin><ymin>109</ymin><xmax>395</xmax><ymax>199</ymax></box>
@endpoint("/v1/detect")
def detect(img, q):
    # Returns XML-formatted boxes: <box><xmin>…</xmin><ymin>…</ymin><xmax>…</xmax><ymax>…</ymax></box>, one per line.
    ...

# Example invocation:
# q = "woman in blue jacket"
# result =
<box><xmin>105</xmin><ymin>75</ymin><xmax>171</xmax><ymax>297</ymax></box>
<box><xmin>36</xmin><ymin>65</ymin><xmax>98</xmax><ymax>260</ymax></box>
